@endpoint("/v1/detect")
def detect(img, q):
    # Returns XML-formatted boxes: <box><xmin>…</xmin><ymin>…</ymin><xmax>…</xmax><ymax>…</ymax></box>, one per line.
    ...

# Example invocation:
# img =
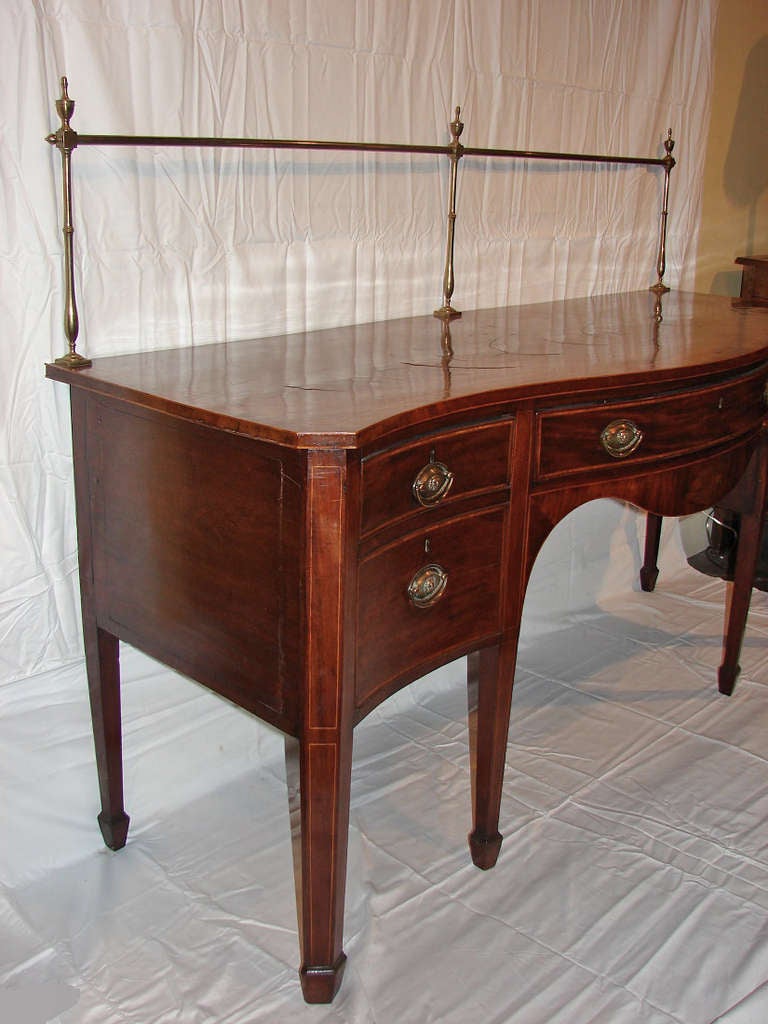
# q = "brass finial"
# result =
<box><xmin>450</xmin><ymin>107</ymin><xmax>464</xmax><ymax>149</ymax></box>
<box><xmin>662</xmin><ymin>129</ymin><xmax>675</xmax><ymax>170</ymax></box>
<box><xmin>47</xmin><ymin>76</ymin><xmax>79</xmax><ymax>154</ymax></box>
<box><xmin>56</xmin><ymin>76</ymin><xmax>74</xmax><ymax>129</ymax></box>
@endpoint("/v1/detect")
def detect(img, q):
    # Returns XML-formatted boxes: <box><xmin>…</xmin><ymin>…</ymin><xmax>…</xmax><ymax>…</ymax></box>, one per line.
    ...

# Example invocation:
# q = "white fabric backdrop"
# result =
<box><xmin>17</xmin><ymin>4</ymin><xmax>768</xmax><ymax>1022</ymax></box>
<box><xmin>2</xmin><ymin>0</ymin><xmax>715</xmax><ymax>684</ymax></box>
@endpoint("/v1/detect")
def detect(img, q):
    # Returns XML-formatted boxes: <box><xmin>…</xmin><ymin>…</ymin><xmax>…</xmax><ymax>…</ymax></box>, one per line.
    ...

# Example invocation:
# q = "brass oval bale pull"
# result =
<box><xmin>407</xmin><ymin>563</ymin><xmax>448</xmax><ymax>608</ymax></box>
<box><xmin>600</xmin><ymin>418</ymin><xmax>644</xmax><ymax>459</ymax></box>
<box><xmin>412</xmin><ymin>454</ymin><xmax>454</xmax><ymax>506</ymax></box>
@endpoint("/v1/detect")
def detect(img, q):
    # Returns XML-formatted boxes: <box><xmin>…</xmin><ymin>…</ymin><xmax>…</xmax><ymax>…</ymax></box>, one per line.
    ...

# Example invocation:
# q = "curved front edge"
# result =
<box><xmin>527</xmin><ymin>435</ymin><xmax>765</xmax><ymax>702</ymax></box>
<box><xmin>466</xmin><ymin>431</ymin><xmax>764</xmax><ymax>875</ymax></box>
<box><xmin>526</xmin><ymin>438</ymin><xmax>757</xmax><ymax>581</ymax></box>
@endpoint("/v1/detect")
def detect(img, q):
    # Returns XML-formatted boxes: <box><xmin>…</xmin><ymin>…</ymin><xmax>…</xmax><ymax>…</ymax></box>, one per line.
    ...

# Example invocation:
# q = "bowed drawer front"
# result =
<box><xmin>355</xmin><ymin>506</ymin><xmax>505</xmax><ymax>711</ymax></box>
<box><xmin>535</xmin><ymin>370</ymin><xmax>767</xmax><ymax>482</ymax></box>
<box><xmin>361</xmin><ymin>419</ymin><xmax>512</xmax><ymax>537</ymax></box>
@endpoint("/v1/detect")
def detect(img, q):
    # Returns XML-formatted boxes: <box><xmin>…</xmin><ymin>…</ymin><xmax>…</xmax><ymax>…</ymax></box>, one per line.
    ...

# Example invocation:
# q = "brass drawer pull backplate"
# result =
<box><xmin>600</xmin><ymin>418</ymin><xmax>644</xmax><ymax>459</ymax></box>
<box><xmin>412</xmin><ymin>455</ymin><xmax>454</xmax><ymax>506</ymax></box>
<box><xmin>408</xmin><ymin>563</ymin><xmax>448</xmax><ymax>608</ymax></box>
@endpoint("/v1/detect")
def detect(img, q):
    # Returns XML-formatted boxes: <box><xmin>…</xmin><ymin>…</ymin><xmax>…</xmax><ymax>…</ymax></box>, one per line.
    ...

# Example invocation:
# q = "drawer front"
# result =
<box><xmin>536</xmin><ymin>372</ymin><xmax>766</xmax><ymax>481</ymax></box>
<box><xmin>355</xmin><ymin>507</ymin><xmax>504</xmax><ymax>709</ymax></box>
<box><xmin>361</xmin><ymin>420</ymin><xmax>512</xmax><ymax>536</ymax></box>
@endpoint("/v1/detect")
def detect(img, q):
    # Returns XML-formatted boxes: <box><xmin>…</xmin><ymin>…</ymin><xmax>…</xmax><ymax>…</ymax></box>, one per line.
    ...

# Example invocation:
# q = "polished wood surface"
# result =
<box><xmin>47</xmin><ymin>291</ymin><xmax>768</xmax><ymax>446</ymax></box>
<box><xmin>48</xmin><ymin>290</ymin><xmax>768</xmax><ymax>1002</ymax></box>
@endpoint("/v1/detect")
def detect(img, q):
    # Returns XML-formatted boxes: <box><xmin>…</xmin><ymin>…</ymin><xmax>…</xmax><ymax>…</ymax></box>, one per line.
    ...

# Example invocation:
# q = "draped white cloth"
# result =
<box><xmin>3</xmin><ymin>0</ymin><xmax>714</xmax><ymax>682</ymax></box>
<box><xmin>7</xmin><ymin>3</ymin><xmax>768</xmax><ymax>1023</ymax></box>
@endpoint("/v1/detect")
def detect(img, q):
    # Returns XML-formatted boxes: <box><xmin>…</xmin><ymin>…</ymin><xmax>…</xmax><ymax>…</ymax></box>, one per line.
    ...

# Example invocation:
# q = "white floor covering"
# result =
<box><xmin>2</xmin><ymin>564</ymin><xmax>768</xmax><ymax>1023</ymax></box>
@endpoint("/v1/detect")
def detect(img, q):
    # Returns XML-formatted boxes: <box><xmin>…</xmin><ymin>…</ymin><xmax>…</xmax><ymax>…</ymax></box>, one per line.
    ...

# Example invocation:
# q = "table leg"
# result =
<box><xmin>286</xmin><ymin>728</ymin><xmax>353</xmax><ymax>1003</ymax></box>
<box><xmin>718</xmin><ymin>431</ymin><xmax>768</xmax><ymax>695</ymax></box>
<box><xmin>84</xmin><ymin>623</ymin><xmax>130</xmax><ymax>850</ymax></box>
<box><xmin>640</xmin><ymin>512</ymin><xmax>663</xmax><ymax>592</ymax></box>
<box><xmin>288</xmin><ymin>448</ymin><xmax>355</xmax><ymax>1003</ymax></box>
<box><xmin>71</xmin><ymin>392</ymin><xmax>129</xmax><ymax>852</ymax></box>
<box><xmin>467</xmin><ymin>642</ymin><xmax>517</xmax><ymax>870</ymax></box>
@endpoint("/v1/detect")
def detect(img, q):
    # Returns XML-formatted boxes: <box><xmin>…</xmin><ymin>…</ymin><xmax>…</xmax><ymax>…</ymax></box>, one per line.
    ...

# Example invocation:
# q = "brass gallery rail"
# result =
<box><xmin>46</xmin><ymin>75</ymin><xmax>676</xmax><ymax>369</ymax></box>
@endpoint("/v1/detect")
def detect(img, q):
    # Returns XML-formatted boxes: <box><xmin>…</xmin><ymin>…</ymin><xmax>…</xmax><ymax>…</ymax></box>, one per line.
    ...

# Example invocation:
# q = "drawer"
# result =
<box><xmin>535</xmin><ymin>372</ymin><xmax>767</xmax><ymax>481</ymax></box>
<box><xmin>355</xmin><ymin>507</ymin><xmax>504</xmax><ymax>710</ymax></box>
<box><xmin>361</xmin><ymin>420</ymin><xmax>512</xmax><ymax>536</ymax></box>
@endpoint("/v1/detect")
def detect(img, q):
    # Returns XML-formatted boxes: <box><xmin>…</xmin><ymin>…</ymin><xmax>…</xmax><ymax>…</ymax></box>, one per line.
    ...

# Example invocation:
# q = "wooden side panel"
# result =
<box><xmin>87</xmin><ymin>396</ymin><xmax>296</xmax><ymax>725</ymax></box>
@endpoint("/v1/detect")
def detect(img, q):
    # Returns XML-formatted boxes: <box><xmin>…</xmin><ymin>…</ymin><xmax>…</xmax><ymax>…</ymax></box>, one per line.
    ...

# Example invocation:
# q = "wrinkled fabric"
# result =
<box><xmin>7</xmin><ymin>2</ymin><xmax>767</xmax><ymax>1022</ymax></box>
<box><xmin>3</xmin><ymin>553</ymin><xmax>768</xmax><ymax>1022</ymax></box>
<box><xmin>2</xmin><ymin>0</ymin><xmax>715</xmax><ymax>680</ymax></box>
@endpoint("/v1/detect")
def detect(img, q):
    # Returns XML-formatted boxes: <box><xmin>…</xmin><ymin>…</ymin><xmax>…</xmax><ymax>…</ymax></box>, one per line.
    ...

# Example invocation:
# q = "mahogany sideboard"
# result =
<box><xmin>47</xmin><ymin>289</ymin><xmax>768</xmax><ymax>1002</ymax></box>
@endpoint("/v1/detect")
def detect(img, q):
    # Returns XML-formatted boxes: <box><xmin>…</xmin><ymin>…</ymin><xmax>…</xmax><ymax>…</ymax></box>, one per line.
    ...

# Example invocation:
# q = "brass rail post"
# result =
<box><xmin>46</xmin><ymin>77</ymin><xmax>90</xmax><ymax>368</ymax></box>
<box><xmin>650</xmin><ymin>130</ymin><xmax>676</xmax><ymax>295</ymax></box>
<box><xmin>434</xmin><ymin>108</ymin><xmax>464</xmax><ymax>321</ymax></box>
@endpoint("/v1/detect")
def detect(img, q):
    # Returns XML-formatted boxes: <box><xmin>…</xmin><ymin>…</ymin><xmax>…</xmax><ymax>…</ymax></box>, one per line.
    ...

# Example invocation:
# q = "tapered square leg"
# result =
<box><xmin>640</xmin><ymin>512</ymin><xmax>663</xmax><ymax>592</ymax></box>
<box><xmin>70</xmin><ymin>391</ymin><xmax>129</xmax><ymax>851</ymax></box>
<box><xmin>719</xmin><ymin>512</ymin><xmax>763</xmax><ymax>695</ymax></box>
<box><xmin>467</xmin><ymin>644</ymin><xmax>517</xmax><ymax>870</ymax></box>
<box><xmin>84</xmin><ymin>625</ymin><xmax>130</xmax><ymax>850</ymax></box>
<box><xmin>287</xmin><ymin>448</ymin><xmax>356</xmax><ymax>1004</ymax></box>
<box><xmin>285</xmin><ymin>733</ymin><xmax>352</xmax><ymax>1004</ymax></box>
<box><xmin>718</xmin><ymin>432</ymin><xmax>768</xmax><ymax>695</ymax></box>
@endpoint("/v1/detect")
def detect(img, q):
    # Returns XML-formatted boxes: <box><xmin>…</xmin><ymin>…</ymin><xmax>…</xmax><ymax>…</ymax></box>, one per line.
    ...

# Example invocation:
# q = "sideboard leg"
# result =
<box><xmin>640</xmin><ymin>512</ymin><xmax>663</xmax><ymax>592</ymax></box>
<box><xmin>719</xmin><ymin>514</ymin><xmax>765</xmax><ymax>696</ymax></box>
<box><xmin>84</xmin><ymin>624</ymin><xmax>130</xmax><ymax>850</ymax></box>
<box><xmin>287</xmin><ymin>729</ymin><xmax>352</xmax><ymax>1003</ymax></box>
<box><xmin>467</xmin><ymin>644</ymin><xmax>516</xmax><ymax>870</ymax></box>
<box><xmin>719</xmin><ymin>531</ymin><xmax>759</xmax><ymax>696</ymax></box>
<box><xmin>718</xmin><ymin>433</ymin><xmax>768</xmax><ymax>695</ymax></box>
<box><xmin>70</xmin><ymin>390</ymin><xmax>129</xmax><ymax>850</ymax></box>
<box><xmin>290</xmin><ymin>448</ymin><xmax>356</xmax><ymax>1003</ymax></box>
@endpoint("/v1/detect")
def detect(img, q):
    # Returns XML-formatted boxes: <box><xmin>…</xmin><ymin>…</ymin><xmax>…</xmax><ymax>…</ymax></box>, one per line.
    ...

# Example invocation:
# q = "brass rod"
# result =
<box><xmin>76</xmin><ymin>133</ymin><xmax>451</xmax><ymax>157</ymax></box>
<box><xmin>463</xmin><ymin>145</ymin><xmax>666</xmax><ymax>167</ymax></box>
<box><xmin>74</xmin><ymin>133</ymin><xmax>665</xmax><ymax>168</ymax></box>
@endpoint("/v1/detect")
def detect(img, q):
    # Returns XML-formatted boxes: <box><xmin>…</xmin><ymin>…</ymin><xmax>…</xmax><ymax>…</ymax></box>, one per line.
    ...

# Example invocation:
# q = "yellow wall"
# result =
<box><xmin>694</xmin><ymin>3</ymin><xmax>768</xmax><ymax>295</ymax></box>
